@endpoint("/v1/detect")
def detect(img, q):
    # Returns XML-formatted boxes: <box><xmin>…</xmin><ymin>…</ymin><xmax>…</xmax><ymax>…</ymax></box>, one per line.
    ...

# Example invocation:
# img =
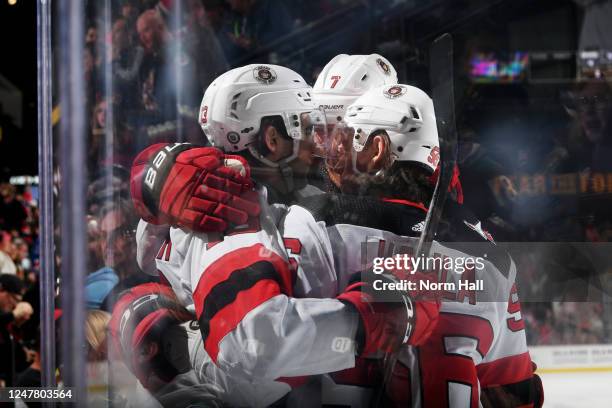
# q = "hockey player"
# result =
<box><xmin>109</xmin><ymin>282</ymin><xmax>294</xmax><ymax>407</ymax></box>
<box><xmin>122</xmin><ymin>55</ymin><xmax>401</xmax><ymax>405</ymax></box>
<box><xmin>311</xmin><ymin>53</ymin><xmax>398</xmax><ymax>191</ymax></box>
<box><xmin>107</xmin><ymin>282</ymin><xmax>231</xmax><ymax>407</ymax></box>
<box><xmin>127</xmin><ymin>65</ymin><xmax>439</xmax><ymax>406</ymax></box>
<box><xmin>130</xmin><ymin>80</ymin><xmax>543</xmax><ymax>407</ymax></box>
<box><xmin>330</xmin><ymin>84</ymin><xmax>543</xmax><ymax>407</ymax></box>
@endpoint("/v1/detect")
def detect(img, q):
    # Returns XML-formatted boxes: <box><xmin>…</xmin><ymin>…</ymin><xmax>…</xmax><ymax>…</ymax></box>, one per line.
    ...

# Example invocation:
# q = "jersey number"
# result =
<box><xmin>418</xmin><ymin>313</ymin><xmax>494</xmax><ymax>408</ymax></box>
<box><xmin>283</xmin><ymin>238</ymin><xmax>302</xmax><ymax>275</ymax></box>
<box><xmin>506</xmin><ymin>283</ymin><xmax>525</xmax><ymax>332</ymax></box>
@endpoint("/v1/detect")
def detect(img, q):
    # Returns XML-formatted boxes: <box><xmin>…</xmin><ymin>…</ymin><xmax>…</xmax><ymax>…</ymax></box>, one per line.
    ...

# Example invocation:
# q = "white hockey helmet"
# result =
<box><xmin>199</xmin><ymin>64</ymin><xmax>325</xmax><ymax>164</ymax></box>
<box><xmin>343</xmin><ymin>84</ymin><xmax>440</xmax><ymax>173</ymax></box>
<box><xmin>313</xmin><ymin>54</ymin><xmax>398</xmax><ymax>124</ymax></box>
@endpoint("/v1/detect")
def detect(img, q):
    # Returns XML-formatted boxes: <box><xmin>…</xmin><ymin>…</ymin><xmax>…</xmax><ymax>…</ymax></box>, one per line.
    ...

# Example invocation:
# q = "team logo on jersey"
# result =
<box><xmin>463</xmin><ymin>220</ymin><xmax>495</xmax><ymax>244</ymax></box>
<box><xmin>377</xmin><ymin>58</ymin><xmax>391</xmax><ymax>75</ymax></box>
<box><xmin>253</xmin><ymin>66</ymin><xmax>277</xmax><ymax>84</ymax></box>
<box><xmin>200</xmin><ymin>105</ymin><xmax>208</xmax><ymax>124</ymax></box>
<box><xmin>412</xmin><ymin>221</ymin><xmax>425</xmax><ymax>232</ymax></box>
<box><xmin>227</xmin><ymin>132</ymin><xmax>240</xmax><ymax>144</ymax></box>
<box><xmin>384</xmin><ymin>85</ymin><xmax>407</xmax><ymax>99</ymax></box>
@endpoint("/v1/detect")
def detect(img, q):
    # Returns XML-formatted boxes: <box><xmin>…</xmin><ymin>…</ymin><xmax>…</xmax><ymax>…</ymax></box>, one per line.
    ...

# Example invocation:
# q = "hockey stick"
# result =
<box><xmin>375</xmin><ymin>33</ymin><xmax>458</xmax><ymax>407</ymax></box>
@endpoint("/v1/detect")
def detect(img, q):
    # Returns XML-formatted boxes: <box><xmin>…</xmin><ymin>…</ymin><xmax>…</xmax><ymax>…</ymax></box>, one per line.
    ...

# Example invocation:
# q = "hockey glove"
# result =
<box><xmin>337</xmin><ymin>279</ymin><xmax>440</xmax><ymax>356</ymax></box>
<box><xmin>131</xmin><ymin>143</ymin><xmax>260</xmax><ymax>232</ymax></box>
<box><xmin>109</xmin><ymin>283</ymin><xmax>194</xmax><ymax>389</ymax></box>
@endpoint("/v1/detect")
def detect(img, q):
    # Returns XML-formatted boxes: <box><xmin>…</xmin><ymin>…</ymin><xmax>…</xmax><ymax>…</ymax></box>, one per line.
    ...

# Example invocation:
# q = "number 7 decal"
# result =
<box><xmin>330</xmin><ymin>75</ymin><xmax>341</xmax><ymax>88</ymax></box>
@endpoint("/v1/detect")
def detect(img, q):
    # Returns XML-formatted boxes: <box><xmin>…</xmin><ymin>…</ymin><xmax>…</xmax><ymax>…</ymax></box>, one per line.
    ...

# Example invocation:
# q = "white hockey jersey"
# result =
<box><xmin>137</xmin><ymin>191</ymin><xmax>534</xmax><ymax>407</ymax></box>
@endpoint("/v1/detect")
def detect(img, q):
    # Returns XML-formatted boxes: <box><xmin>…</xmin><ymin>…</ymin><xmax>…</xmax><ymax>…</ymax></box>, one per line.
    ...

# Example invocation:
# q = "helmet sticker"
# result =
<box><xmin>377</xmin><ymin>58</ymin><xmax>391</xmax><ymax>75</ymax></box>
<box><xmin>427</xmin><ymin>146</ymin><xmax>440</xmax><ymax>168</ymax></box>
<box><xmin>227</xmin><ymin>132</ymin><xmax>241</xmax><ymax>144</ymax></box>
<box><xmin>330</xmin><ymin>75</ymin><xmax>341</xmax><ymax>88</ymax></box>
<box><xmin>253</xmin><ymin>66</ymin><xmax>277</xmax><ymax>84</ymax></box>
<box><xmin>200</xmin><ymin>105</ymin><xmax>208</xmax><ymax>124</ymax></box>
<box><xmin>383</xmin><ymin>85</ymin><xmax>407</xmax><ymax>99</ymax></box>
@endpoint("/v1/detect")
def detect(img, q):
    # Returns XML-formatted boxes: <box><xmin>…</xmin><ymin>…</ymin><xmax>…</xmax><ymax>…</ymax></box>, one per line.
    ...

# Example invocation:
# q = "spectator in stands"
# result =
<box><xmin>0</xmin><ymin>183</ymin><xmax>27</xmax><ymax>233</ymax></box>
<box><xmin>0</xmin><ymin>231</ymin><xmax>17</xmax><ymax>275</ymax></box>
<box><xmin>119</xmin><ymin>0</ymin><xmax>140</xmax><ymax>33</ymax></box>
<box><xmin>556</xmin><ymin>80</ymin><xmax>612</xmax><ymax>174</ymax></box>
<box><xmin>137</xmin><ymin>9</ymin><xmax>170</xmax><ymax>112</ymax></box>
<box><xmin>88</xmin><ymin>99</ymin><xmax>114</xmax><ymax>174</ymax></box>
<box><xmin>85</xmin><ymin>310</ymin><xmax>111</xmax><ymax>362</ymax></box>
<box><xmin>15</xmin><ymin>326</ymin><xmax>42</xmax><ymax>408</ymax></box>
<box><xmin>111</xmin><ymin>17</ymin><xmax>145</xmax><ymax>115</ymax></box>
<box><xmin>218</xmin><ymin>0</ymin><xmax>294</xmax><ymax>65</ymax></box>
<box><xmin>202</xmin><ymin>0</ymin><xmax>229</xmax><ymax>32</ymax></box>
<box><xmin>137</xmin><ymin>9</ymin><xmax>195</xmax><ymax>118</ymax></box>
<box><xmin>86</xmin><ymin>264</ymin><xmax>119</xmax><ymax>310</ymax></box>
<box><xmin>185</xmin><ymin>0</ymin><xmax>229</xmax><ymax>90</ymax></box>
<box><xmin>95</xmin><ymin>199</ymin><xmax>155</xmax><ymax>311</ymax></box>
<box><xmin>12</xmin><ymin>237</ymin><xmax>31</xmax><ymax>277</ymax></box>
<box><xmin>0</xmin><ymin>274</ymin><xmax>33</xmax><ymax>386</ymax></box>
<box><xmin>135</xmin><ymin>7</ymin><xmax>201</xmax><ymax>149</ymax></box>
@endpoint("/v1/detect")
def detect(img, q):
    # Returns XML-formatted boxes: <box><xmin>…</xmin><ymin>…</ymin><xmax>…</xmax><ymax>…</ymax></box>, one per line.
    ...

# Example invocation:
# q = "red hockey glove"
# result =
<box><xmin>337</xmin><ymin>279</ymin><xmax>440</xmax><ymax>356</ymax></box>
<box><xmin>131</xmin><ymin>143</ymin><xmax>260</xmax><ymax>232</ymax></box>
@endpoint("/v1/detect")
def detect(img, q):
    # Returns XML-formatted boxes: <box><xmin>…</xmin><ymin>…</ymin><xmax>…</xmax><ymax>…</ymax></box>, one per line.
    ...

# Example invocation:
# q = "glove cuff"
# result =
<box><xmin>337</xmin><ymin>283</ymin><xmax>378</xmax><ymax>356</ymax></box>
<box><xmin>131</xmin><ymin>143</ymin><xmax>194</xmax><ymax>222</ymax></box>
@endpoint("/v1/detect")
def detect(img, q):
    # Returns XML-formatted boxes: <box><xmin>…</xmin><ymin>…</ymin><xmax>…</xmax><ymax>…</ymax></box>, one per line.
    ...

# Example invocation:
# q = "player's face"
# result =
<box><xmin>286</xmin><ymin>111</ymin><xmax>328</xmax><ymax>175</ymax></box>
<box><xmin>323</xmin><ymin>125</ymin><xmax>392</xmax><ymax>191</ymax></box>
<box><xmin>323</xmin><ymin>124</ymin><xmax>355</xmax><ymax>188</ymax></box>
<box><xmin>575</xmin><ymin>82</ymin><xmax>611</xmax><ymax>142</ymax></box>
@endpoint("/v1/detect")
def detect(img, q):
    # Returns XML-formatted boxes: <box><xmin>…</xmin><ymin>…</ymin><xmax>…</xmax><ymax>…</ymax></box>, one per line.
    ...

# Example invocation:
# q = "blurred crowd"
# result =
<box><xmin>0</xmin><ymin>182</ymin><xmax>40</xmax><ymax>389</ymax></box>
<box><xmin>81</xmin><ymin>0</ymin><xmax>363</xmax><ymax>173</ymax></box>
<box><xmin>2</xmin><ymin>1</ymin><xmax>612</xmax><ymax>397</ymax></box>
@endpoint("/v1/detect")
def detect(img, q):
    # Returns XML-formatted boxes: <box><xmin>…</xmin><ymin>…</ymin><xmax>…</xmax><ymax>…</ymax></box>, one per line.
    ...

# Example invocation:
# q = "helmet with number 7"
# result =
<box><xmin>313</xmin><ymin>54</ymin><xmax>398</xmax><ymax>124</ymax></box>
<box><xmin>344</xmin><ymin>84</ymin><xmax>440</xmax><ymax>173</ymax></box>
<box><xmin>199</xmin><ymin>64</ymin><xmax>324</xmax><ymax>168</ymax></box>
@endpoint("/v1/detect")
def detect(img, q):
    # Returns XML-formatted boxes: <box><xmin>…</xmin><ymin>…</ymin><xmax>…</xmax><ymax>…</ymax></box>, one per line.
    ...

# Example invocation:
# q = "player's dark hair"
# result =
<box><xmin>346</xmin><ymin>130</ymin><xmax>434</xmax><ymax>205</ymax></box>
<box><xmin>378</xmin><ymin>162</ymin><xmax>433</xmax><ymax>204</ymax></box>
<box><xmin>349</xmin><ymin>162</ymin><xmax>432</xmax><ymax>205</ymax></box>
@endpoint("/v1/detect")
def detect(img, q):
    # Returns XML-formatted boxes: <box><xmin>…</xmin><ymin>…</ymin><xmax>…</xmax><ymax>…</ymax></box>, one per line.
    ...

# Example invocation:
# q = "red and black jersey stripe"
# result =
<box><xmin>192</xmin><ymin>244</ymin><xmax>294</xmax><ymax>362</ymax></box>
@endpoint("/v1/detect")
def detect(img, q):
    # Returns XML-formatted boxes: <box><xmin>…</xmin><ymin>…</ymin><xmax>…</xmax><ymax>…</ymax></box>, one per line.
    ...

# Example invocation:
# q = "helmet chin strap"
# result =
<box><xmin>247</xmin><ymin>140</ymin><xmax>300</xmax><ymax>193</ymax></box>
